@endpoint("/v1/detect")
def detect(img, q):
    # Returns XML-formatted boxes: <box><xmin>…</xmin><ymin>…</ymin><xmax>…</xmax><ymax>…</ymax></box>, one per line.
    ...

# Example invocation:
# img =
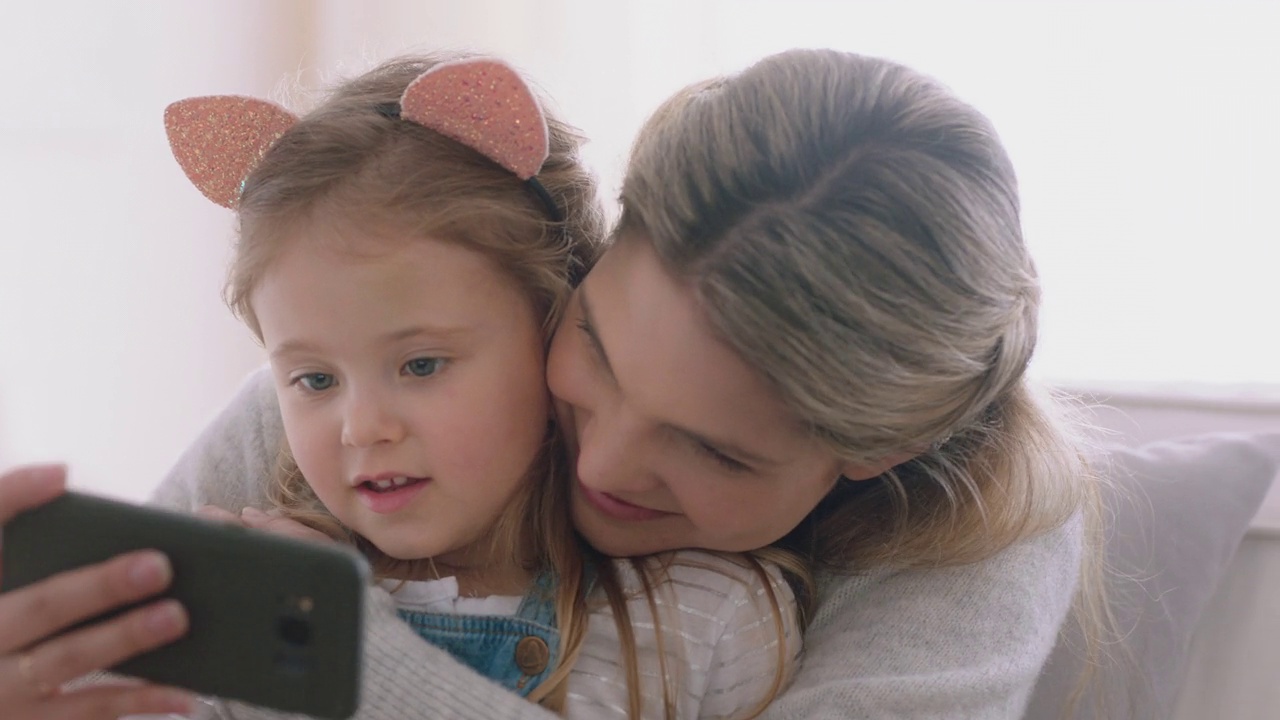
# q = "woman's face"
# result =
<box><xmin>548</xmin><ymin>234</ymin><xmax>866</xmax><ymax>557</ymax></box>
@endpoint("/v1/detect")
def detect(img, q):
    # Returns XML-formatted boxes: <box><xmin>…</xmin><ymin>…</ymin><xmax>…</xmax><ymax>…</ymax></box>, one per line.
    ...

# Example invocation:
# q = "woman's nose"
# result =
<box><xmin>573</xmin><ymin>404</ymin><xmax>660</xmax><ymax>495</ymax></box>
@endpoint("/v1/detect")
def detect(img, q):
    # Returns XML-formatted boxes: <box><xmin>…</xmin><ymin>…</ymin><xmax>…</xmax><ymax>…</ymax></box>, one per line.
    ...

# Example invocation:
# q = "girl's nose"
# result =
<box><xmin>340</xmin><ymin>389</ymin><xmax>406</xmax><ymax>448</ymax></box>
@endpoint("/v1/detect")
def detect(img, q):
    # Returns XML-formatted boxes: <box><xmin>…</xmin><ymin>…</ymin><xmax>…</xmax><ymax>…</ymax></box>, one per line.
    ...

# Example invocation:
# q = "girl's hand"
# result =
<box><xmin>0</xmin><ymin>464</ymin><xmax>195</xmax><ymax>719</ymax></box>
<box><xmin>196</xmin><ymin>504</ymin><xmax>249</xmax><ymax>528</ymax></box>
<box><xmin>199</xmin><ymin>503</ymin><xmax>331</xmax><ymax>544</ymax></box>
<box><xmin>238</xmin><ymin>506</ymin><xmax>333</xmax><ymax>544</ymax></box>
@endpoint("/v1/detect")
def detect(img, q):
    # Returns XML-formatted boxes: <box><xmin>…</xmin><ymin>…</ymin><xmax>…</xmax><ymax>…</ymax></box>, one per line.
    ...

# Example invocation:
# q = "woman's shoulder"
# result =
<box><xmin>816</xmin><ymin>509</ymin><xmax>1083</xmax><ymax>609</ymax></box>
<box><xmin>787</xmin><ymin>513</ymin><xmax>1083</xmax><ymax>712</ymax></box>
<box><xmin>185</xmin><ymin>364</ymin><xmax>283</xmax><ymax>457</ymax></box>
<box><xmin>148</xmin><ymin>366</ymin><xmax>282</xmax><ymax>512</ymax></box>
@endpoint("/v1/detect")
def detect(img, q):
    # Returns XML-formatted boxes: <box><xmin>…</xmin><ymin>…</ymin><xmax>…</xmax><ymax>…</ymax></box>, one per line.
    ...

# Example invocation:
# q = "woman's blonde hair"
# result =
<box><xmin>224</xmin><ymin>52</ymin><xmax>606</xmax><ymax>711</ymax></box>
<box><xmin>617</xmin><ymin>48</ymin><xmax>1109</xmax><ymax>712</ymax></box>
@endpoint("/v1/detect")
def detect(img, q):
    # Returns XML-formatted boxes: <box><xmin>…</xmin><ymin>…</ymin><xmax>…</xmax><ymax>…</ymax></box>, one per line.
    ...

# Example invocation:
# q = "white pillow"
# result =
<box><xmin>1024</xmin><ymin>432</ymin><xmax>1280</xmax><ymax>719</ymax></box>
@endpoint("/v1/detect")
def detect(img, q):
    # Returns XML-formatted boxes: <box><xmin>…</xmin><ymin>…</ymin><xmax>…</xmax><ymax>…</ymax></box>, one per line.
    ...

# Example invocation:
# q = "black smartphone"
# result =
<box><xmin>0</xmin><ymin>491</ymin><xmax>369</xmax><ymax>719</ymax></box>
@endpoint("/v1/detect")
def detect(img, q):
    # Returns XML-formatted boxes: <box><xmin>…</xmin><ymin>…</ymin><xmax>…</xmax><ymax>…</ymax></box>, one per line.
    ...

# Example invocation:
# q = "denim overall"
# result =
<box><xmin>396</xmin><ymin>572</ymin><xmax>559</xmax><ymax>697</ymax></box>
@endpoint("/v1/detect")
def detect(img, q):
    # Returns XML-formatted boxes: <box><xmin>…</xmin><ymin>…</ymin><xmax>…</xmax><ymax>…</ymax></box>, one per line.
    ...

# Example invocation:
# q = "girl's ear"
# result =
<box><xmin>398</xmin><ymin>58</ymin><xmax>549</xmax><ymax>180</ymax></box>
<box><xmin>164</xmin><ymin>96</ymin><xmax>298</xmax><ymax>209</ymax></box>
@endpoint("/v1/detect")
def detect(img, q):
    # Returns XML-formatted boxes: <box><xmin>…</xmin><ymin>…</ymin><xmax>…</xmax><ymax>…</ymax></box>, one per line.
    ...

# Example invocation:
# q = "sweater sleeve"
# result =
<box><xmin>148</xmin><ymin>367</ymin><xmax>562</xmax><ymax>720</ymax></box>
<box><xmin>148</xmin><ymin>366</ymin><xmax>281</xmax><ymax>514</ymax></box>
<box><xmin>761</xmin><ymin>514</ymin><xmax>1083</xmax><ymax>720</ymax></box>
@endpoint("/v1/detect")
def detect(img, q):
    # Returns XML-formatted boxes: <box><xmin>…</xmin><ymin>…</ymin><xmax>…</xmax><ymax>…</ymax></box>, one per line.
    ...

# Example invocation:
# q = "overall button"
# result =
<box><xmin>515</xmin><ymin>636</ymin><xmax>550</xmax><ymax>675</ymax></box>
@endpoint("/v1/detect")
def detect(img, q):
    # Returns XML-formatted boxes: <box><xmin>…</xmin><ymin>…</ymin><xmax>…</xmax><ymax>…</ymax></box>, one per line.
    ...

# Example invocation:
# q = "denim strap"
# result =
<box><xmin>396</xmin><ymin>570</ymin><xmax>560</xmax><ymax>697</ymax></box>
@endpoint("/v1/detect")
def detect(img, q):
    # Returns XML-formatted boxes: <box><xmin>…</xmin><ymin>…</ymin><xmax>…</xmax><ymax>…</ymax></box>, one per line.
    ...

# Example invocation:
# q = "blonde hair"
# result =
<box><xmin>225</xmin><ymin>53</ymin><xmax>605</xmax><ymax>711</ymax></box>
<box><xmin>618</xmin><ymin>48</ymin><xmax>1110</xmax><ymax>711</ymax></box>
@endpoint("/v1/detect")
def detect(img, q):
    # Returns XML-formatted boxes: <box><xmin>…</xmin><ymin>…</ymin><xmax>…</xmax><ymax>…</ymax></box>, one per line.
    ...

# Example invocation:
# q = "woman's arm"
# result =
<box><xmin>151</xmin><ymin>367</ymin><xmax>562</xmax><ymax>720</ymax></box>
<box><xmin>762</xmin><ymin>514</ymin><xmax>1083</xmax><ymax>720</ymax></box>
<box><xmin>149</xmin><ymin>367</ymin><xmax>281</xmax><ymax>514</ymax></box>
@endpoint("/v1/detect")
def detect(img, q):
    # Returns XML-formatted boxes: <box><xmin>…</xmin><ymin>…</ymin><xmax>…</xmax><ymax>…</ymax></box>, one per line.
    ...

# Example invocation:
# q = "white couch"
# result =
<box><xmin>1056</xmin><ymin>385</ymin><xmax>1280</xmax><ymax>719</ymax></box>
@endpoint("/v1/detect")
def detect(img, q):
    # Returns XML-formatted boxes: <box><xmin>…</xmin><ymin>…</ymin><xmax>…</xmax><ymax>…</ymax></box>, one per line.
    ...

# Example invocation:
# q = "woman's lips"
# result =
<box><xmin>578</xmin><ymin>481</ymin><xmax>669</xmax><ymax>522</ymax></box>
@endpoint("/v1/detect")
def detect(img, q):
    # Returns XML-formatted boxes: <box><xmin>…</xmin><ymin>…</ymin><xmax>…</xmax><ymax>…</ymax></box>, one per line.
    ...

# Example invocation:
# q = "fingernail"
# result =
<box><xmin>241</xmin><ymin>506</ymin><xmax>264</xmax><ymax>517</ymax></box>
<box><xmin>145</xmin><ymin>600</ymin><xmax>186</xmax><ymax>636</ymax></box>
<box><xmin>129</xmin><ymin>552</ymin><xmax>172</xmax><ymax>590</ymax></box>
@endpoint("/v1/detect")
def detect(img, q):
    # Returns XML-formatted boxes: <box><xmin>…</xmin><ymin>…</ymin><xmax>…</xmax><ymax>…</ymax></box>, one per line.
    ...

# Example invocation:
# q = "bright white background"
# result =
<box><xmin>1</xmin><ymin>1</ymin><xmax>1277</xmax><ymax>499</ymax></box>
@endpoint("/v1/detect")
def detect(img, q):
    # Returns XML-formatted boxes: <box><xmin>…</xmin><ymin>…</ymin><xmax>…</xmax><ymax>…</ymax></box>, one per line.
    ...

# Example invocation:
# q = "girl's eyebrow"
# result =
<box><xmin>269</xmin><ymin>324</ymin><xmax>472</xmax><ymax>360</ymax></box>
<box><xmin>378</xmin><ymin>324</ymin><xmax>472</xmax><ymax>344</ymax></box>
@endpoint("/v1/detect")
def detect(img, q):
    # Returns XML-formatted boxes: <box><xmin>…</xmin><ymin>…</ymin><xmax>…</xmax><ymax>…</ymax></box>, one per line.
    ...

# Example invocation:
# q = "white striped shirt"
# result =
<box><xmin>565</xmin><ymin>553</ymin><xmax>800</xmax><ymax>719</ymax></box>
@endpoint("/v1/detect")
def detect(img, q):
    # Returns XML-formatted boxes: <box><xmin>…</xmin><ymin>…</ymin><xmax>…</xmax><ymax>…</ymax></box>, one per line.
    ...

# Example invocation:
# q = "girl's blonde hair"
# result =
<box><xmin>225</xmin><ymin>53</ymin><xmax>606</xmax><ymax>711</ymax></box>
<box><xmin>617</xmin><ymin>48</ymin><xmax>1109</xmax><ymax>712</ymax></box>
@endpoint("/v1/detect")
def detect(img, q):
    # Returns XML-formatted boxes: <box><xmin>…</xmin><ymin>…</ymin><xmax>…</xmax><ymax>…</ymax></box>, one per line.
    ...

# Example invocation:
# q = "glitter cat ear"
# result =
<box><xmin>399</xmin><ymin>59</ymin><xmax>550</xmax><ymax>181</ymax></box>
<box><xmin>164</xmin><ymin>96</ymin><xmax>298</xmax><ymax>209</ymax></box>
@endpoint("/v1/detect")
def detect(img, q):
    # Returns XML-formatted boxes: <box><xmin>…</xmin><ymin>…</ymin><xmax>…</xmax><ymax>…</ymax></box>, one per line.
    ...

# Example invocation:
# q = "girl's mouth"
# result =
<box><xmin>355</xmin><ymin>476</ymin><xmax>429</xmax><ymax>514</ymax></box>
<box><xmin>360</xmin><ymin>476</ymin><xmax>422</xmax><ymax>493</ymax></box>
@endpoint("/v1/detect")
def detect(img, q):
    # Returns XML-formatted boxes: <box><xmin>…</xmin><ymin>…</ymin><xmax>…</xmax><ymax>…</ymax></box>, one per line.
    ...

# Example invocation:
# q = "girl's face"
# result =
<box><xmin>548</xmin><ymin>234</ymin><xmax>882</xmax><ymax>558</ymax></box>
<box><xmin>252</xmin><ymin>227</ymin><xmax>549</xmax><ymax>574</ymax></box>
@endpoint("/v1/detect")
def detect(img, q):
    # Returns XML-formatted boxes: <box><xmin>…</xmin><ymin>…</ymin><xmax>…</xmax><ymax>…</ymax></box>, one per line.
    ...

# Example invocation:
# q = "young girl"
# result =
<box><xmin>162</xmin><ymin>53</ymin><xmax>799</xmax><ymax>719</ymax></box>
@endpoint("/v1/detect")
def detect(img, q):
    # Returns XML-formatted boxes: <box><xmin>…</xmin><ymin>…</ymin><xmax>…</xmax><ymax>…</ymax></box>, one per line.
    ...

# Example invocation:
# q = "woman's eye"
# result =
<box><xmin>404</xmin><ymin>357</ymin><xmax>444</xmax><ymax>377</ymax></box>
<box><xmin>296</xmin><ymin>373</ymin><xmax>335</xmax><ymax>391</ymax></box>
<box><xmin>693</xmin><ymin>441</ymin><xmax>751</xmax><ymax>474</ymax></box>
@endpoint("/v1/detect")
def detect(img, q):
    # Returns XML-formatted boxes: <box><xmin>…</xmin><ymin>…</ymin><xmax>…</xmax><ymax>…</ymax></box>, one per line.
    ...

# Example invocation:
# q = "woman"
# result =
<box><xmin>0</xmin><ymin>48</ymin><xmax>1093</xmax><ymax>719</ymax></box>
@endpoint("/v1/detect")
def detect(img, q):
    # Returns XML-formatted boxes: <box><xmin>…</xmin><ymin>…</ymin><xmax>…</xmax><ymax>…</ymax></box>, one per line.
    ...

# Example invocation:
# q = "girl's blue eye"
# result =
<box><xmin>404</xmin><ymin>358</ymin><xmax>443</xmax><ymax>377</ymax></box>
<box><xmin>297</xmin><ymin>373</ymin><xmax>335</xmax><ymax>391</ymax></box>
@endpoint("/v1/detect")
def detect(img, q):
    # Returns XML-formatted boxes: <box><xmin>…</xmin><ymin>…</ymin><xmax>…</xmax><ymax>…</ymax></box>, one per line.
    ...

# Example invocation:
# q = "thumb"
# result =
<box><xmin>0</xmin><ymin>464</ymin><xmax>68</xmax><ymax>523</ymax></box>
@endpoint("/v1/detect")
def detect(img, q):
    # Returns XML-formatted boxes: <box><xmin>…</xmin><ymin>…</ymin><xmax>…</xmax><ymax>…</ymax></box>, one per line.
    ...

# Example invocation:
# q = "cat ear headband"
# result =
<box><xmin>163</xmin><ymin>58</ymin><xmax>561</xmax><ymax>220</ymax></box>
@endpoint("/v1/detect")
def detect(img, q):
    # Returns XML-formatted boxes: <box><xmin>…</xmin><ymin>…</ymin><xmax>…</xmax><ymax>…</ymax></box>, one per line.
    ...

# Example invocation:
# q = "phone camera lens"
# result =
<box><xmin>278</xmin><ymin>616</ymin><xmax>312</xmax><ymax>646</ymax></box>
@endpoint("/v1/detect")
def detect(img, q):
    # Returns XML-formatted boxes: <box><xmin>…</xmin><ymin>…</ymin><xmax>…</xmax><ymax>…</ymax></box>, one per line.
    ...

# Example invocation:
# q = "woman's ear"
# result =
<box><xmin>840</xmin><ymin>451</ymin><xmax>918</xmax><ymax>481</ymax></box>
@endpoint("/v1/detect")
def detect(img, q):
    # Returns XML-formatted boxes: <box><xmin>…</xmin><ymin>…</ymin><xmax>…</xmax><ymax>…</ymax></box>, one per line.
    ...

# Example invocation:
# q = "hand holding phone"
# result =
<box><xmin>0</xmin><ymin>465</ymin><xmax>197</xmax><ymax>720</ymax></box>
<box><xmin>1</xmin><ymin>490</ymin><xmax>370</xmax><ymax>719</ymax></box>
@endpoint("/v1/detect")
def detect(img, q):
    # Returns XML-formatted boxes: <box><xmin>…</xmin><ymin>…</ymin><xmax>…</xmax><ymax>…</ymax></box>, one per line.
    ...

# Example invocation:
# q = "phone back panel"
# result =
<box><xmin>1</xmin><ymin>492</ymin><xmax>367</xmax><ymax>719</ymax></box>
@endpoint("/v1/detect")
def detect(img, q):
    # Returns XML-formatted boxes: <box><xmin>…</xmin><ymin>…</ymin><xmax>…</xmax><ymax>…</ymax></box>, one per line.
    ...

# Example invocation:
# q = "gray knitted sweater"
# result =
<box><xmin>151</xmin><ymin>369</ymin><xmax>1081</xmax><ymax>719</ymax></box>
